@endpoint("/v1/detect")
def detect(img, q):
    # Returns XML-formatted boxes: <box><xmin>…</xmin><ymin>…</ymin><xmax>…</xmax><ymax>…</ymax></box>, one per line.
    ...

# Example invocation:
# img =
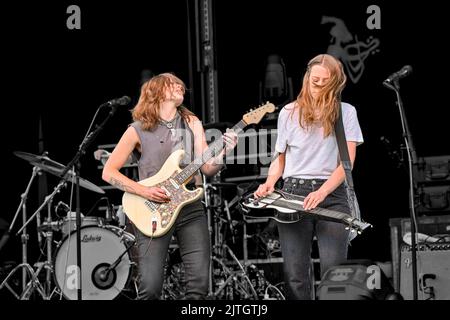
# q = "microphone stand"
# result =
<box><xmin>383</xmin><ymin>78</ymin><xmax>419</xmax><ymax>300</ymax></box>
<box><xmin>60</xmin><ymin>104</ymin><xmax>121</xmax><ymax>300</ymax></box>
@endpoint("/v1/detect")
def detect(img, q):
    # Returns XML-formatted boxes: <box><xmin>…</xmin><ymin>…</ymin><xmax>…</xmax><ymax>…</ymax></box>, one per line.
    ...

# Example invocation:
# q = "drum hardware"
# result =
<box><xmin>83</xmin><ymin>196</ymin><xmax>117</xmax><ymax>225</ymax></box>
<box><xmin>211</xmin><ymin>244</ymin><xmax>258</xmax><ymax>300</ymax></box>
<box><xmin>0</xmin><ymin>164</ymin><xmax>54</xmax><ymax>299</ymax></box>
<box><xmin>55</xmin><ymin>201</ymin><xmax>71</xmax><ymax>217</ymax></box>
<box><xmin>114</xmin><ymin>205</ymin><xmax>127</xmax><ymax>228</ymax></box>
<box><xmin>200</xmin><ymin>174</ymin><xmax>259</xmax><ymax>300</ymax></box>
<box><xmin>0</xmin><ymin>261</ymin><xmax>51</xmax><ymax>300</ymax></box>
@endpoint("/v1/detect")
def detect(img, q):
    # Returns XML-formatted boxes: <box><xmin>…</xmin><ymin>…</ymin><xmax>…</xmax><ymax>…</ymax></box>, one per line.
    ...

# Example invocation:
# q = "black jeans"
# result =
<box><xmin>277</xmin><ymin>178</ymin><xmax>350</xmax><ymax>300</ymax></box>
<box><xmin>131</xmin><ymin>200</ymin><xmax>210</xmax><ymax>300</ymax></box>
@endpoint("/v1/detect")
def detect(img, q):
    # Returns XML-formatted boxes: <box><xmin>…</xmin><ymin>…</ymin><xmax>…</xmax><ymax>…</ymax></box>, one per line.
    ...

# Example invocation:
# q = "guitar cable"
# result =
<box><xmin>131</xmin><ymin>222</ymin><xmax>154</xmax><ymax>258</ymax></box>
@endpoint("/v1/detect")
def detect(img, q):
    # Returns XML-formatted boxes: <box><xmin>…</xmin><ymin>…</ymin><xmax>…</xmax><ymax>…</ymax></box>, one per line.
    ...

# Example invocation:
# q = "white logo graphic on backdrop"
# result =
<box><xmin>321</xmin><ymin>16</ymin><xmax>380</xmax><ymax>84</ymax></box>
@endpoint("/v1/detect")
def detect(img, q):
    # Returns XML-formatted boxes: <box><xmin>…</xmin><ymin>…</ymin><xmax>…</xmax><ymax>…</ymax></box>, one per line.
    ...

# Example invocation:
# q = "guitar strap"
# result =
<box><xmin>334</xmin><ymin>104</ymin><xmax>361</xmax><ymax>241</ymax></box>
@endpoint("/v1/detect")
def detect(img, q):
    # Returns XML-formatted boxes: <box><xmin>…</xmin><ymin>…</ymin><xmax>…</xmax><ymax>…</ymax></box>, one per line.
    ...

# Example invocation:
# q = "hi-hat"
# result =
<box><xmin>14</xmin><ymin>151</ymin><xmax>105</xmax><ymax>194</ymax></box>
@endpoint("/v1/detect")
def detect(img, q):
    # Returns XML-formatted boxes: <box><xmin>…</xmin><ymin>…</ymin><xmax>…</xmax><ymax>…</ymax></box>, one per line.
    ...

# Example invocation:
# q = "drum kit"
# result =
<box><xmin>0</xmin><ymin>151</ymin><xmax>137</xmax><ymax>300</ymax></box>
<box><xmin>1</xmin><ymin>150</ymin><xmax>284</xmax><ymax>300</ymax></box>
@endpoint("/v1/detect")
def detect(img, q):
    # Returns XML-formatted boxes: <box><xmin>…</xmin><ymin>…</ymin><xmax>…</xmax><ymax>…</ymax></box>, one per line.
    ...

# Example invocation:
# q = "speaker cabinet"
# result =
<box><xmin>400</xmin><ymin>249</ymin><xmax>450</xmax><ymax>300</ymax></box>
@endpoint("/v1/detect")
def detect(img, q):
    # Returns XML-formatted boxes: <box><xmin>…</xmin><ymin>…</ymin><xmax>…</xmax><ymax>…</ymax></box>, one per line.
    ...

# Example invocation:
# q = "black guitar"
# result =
<box><xmin>241</xmin><ymin>189</ymin><xmax>372</xmax><ymax>235</ymax></box>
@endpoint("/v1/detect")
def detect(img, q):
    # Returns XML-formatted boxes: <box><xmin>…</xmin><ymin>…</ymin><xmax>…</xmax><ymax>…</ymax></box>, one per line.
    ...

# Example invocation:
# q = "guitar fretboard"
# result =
<box><xmin>174</xmin><ymin>120</ymin><xmax>247</xmax><ymax>185</ymax></box>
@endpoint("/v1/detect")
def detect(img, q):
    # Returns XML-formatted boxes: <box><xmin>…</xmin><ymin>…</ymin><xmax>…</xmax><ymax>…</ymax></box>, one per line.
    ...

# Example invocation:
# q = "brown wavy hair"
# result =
<box><xmin>131</xmin><ymin>72</ymin><xmax>194</xmax><ymax>131</ymax></box>
<box><xmin>294</xmin><ymin>54</ymin><xmax>347</xmax><ymax>137</ymax></box>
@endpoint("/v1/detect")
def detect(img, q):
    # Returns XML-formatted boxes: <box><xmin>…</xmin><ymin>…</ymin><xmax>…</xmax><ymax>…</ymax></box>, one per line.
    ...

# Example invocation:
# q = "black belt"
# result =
<box><xmin>283</xmin><ymin>177</ymin><xmax>327</xmax><ymax>185</ymax></box>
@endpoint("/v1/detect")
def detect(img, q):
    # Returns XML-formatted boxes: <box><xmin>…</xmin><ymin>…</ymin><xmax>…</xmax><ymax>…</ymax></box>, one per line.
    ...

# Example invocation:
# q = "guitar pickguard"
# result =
<box><xmin>145</xmin><ymin>172</ymin><xmax>201</xmax><ymax>228</ymax></box>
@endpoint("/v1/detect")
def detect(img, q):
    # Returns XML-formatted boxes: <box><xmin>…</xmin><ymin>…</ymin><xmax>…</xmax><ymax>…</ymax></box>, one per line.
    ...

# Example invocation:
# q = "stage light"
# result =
<box><xmin>260</xmin><ymin>54</ymin><xmax>293</xmax><ymax>106</ymax></box>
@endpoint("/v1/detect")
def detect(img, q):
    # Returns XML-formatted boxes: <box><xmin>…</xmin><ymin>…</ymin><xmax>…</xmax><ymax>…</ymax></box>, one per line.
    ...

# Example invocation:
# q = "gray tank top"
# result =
<box><xmin>130</xmin><ymin>112</ymin><xmax>195</xmax><ymax>181</ymax></box>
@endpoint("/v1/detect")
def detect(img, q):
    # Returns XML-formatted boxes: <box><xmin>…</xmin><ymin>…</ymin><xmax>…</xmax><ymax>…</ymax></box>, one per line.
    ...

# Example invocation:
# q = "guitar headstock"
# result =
<box><xmin>242</xmin><ymin>102</ymin><xmax>276</xmax><ymax>125</ymax></box>
<box><xmin>346</xmin><ymin>219</ymin><xmax>373</xmax><ymax>236</ymax></box>
<box><xmin>241</xmin><ymin>194</ymin><xmax>265</xmax><ymax>209</ymax></box>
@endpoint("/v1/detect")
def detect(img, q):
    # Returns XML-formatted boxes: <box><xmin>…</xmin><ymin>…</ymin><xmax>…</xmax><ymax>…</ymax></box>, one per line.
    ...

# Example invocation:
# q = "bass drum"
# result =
<box><xmin>54</xmin><ymin>225</ymin><xmax>135</xmax><ymax>300</ymax></box>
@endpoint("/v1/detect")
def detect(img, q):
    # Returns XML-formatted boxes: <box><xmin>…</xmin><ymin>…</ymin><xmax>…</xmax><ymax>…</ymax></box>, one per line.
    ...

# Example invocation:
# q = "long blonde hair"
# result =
<box><xmin>131</xmin><ymin>72</ymin><xmax>194</xmax><ymax>130</ymax></box>
<box><xmin>295</xmin><ymin>54</ymin><xmax>347</xmax><ymax>137</ymax></box>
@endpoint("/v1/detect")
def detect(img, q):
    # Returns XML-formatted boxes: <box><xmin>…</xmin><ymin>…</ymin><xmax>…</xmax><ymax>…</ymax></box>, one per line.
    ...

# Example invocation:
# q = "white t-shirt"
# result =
<box><xmin>275</xmin><ymin>101</ymin><xmax>364</xmax><ymax>179</ymax></box>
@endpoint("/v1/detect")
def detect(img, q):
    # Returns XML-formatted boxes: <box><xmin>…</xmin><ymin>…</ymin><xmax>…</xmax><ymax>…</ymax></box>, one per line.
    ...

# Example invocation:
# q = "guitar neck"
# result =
<box><xmin>273</xmin><ymin>198</ymin><xmax>350</xmax><ymax>222</ymax></box>
<box><xmin>174</xmin><ymin>120</ymin><xmax>247</xmax><ymax>185</ymax></box>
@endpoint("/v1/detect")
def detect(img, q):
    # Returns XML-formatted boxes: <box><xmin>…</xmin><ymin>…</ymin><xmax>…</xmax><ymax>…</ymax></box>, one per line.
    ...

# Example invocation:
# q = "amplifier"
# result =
<box><xmin>389</xmin><ymin>215</ymin><xmax>450</xmax><ymax>291</ymax></box>
<box><xmin>400</xmin><ymin>249</ymin><xmax>450</xmax><ymax>300</ymax></box>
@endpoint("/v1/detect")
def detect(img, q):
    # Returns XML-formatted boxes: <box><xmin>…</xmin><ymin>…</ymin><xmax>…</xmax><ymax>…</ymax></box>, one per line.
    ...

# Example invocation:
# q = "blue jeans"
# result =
<box><xmin>130</xmin><ymin>200</ymin><xmax>210</xmax><ymax>300</ymax></box>
<box><xmin>277</xmin><ymin>178</ymin><xmax>350</xmax><ymax>300</ymax></box>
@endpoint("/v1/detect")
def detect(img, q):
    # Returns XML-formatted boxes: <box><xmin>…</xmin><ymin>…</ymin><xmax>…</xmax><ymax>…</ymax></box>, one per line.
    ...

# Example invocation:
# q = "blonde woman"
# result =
<box><xmin>255</xmin><ymin>54</ymin><xmax>364</xmax><ymax>299</ymax></box>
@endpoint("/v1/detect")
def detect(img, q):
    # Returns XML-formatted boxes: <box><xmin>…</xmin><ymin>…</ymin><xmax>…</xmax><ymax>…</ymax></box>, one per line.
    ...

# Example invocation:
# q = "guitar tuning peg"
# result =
<box><xmin>357</xmin><ymin>230</ymin><xmax>362</xmax><ymax>235</ymax></box>
<box><xmin>345</xmin><ymin>226</ymin><xmax>350</xmax><ymax>230</ymax></box>
<box><xmin>350</xmin><ymin>229</ymin><xmax>356</xmax><ymax>233</ymax></box>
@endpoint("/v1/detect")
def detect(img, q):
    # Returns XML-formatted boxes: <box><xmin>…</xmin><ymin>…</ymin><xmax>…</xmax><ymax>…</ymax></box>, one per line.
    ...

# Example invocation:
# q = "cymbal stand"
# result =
<box><xmin>0</xmin><ymin>166</ymin><xmax>50</xmax><ymax>299</ymax></box>
<box><xmin>201</xmin><ymin>174</ymin><xmax>218</xmax><ymax>297</ymax></box>
<box><xmin>205</xmin><ymin>183</ymin><xmax>258</xmax><ymax>300</ymax></box>
<box><xmin>212</xmin><ymin>241</ymin><xmax>258</xmax><ymax>300</ymax></box>
<box><xmin>16</xmin><ymin>180</ymin><xmax>66</xmax><ymax>238</ymax></box>
<box><xmin>44</xmin><ymin>196</ymin><xmax>55</xmax><ymax>297</ymax></box>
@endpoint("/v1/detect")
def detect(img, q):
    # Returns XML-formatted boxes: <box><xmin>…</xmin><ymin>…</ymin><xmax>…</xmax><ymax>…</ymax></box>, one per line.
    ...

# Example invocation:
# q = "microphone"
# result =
<box><xmin>384</xmin><ymin>65</ymin><xmax>412</xmax><ymax>84</ymax></box>
<box><xmin>101</xmin><ymin>96</ymin><xmax>131</xmax><ymax>108</ymax></box>
<box><xmin>99</xmin><ymin>269</ymin><xmax>109</xmax><ymax>281</ymax></box>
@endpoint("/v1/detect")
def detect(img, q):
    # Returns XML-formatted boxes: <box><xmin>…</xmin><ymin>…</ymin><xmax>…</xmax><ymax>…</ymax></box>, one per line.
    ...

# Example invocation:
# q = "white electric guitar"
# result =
<box><xmin>122</xmin><ymin>103</ymin><xmax>276</xmax><ymax>237</ymax></box>
<box><xmin>242</xmin><ymin>189</ymin><xmax>372</xmax><ymax>235</ymax></box>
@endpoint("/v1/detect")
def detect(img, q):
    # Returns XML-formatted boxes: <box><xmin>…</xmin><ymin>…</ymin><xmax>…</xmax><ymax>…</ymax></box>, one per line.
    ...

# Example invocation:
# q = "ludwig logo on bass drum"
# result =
<box><xmin>81</xmin><ymin>234</ymin><xmax>102</xmax><ymax>242</ymax></box>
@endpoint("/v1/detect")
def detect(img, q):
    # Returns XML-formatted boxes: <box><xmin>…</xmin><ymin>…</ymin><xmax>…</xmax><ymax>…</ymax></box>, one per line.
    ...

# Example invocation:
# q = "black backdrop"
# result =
<box><xmin>2</xmin><ymin>0</ymin><xmax>449</xmax><ymax>270</ymax></box>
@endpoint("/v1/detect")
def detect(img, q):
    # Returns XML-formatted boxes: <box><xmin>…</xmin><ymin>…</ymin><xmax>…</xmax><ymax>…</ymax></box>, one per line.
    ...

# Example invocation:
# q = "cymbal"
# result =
<box><xmin>14</xmin><ymin>151</ymin><xmax>105</xmax><ymax>194</ymax></box>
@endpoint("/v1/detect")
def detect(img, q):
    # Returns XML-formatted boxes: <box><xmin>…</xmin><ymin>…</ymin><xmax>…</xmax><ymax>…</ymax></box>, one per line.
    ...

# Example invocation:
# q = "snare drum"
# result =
<box><xmin>54</xmin><ymin>225</ymin><xmax>135</xmax><ymax>300</ymax></box>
